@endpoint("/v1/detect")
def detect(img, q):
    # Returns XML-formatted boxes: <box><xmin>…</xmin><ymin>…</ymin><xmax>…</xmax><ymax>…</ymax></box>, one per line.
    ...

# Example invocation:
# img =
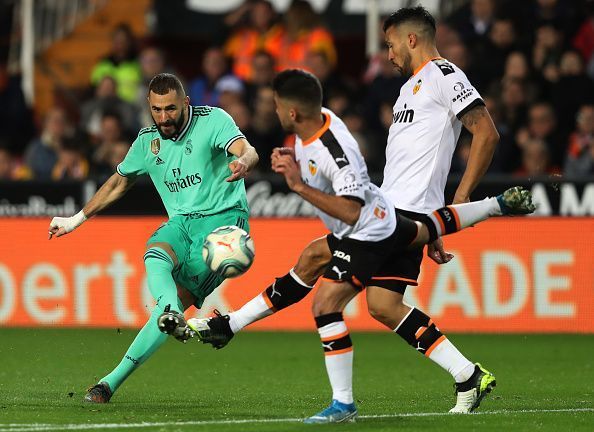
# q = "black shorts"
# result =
<box><xmin>323</xmin><ymin>211</ymin><xmax>420</xmax><ymax>292</ymax></box>
<box><xmin>371</xmin><ymin>209</ymin><xmax>426</xmax><ymax>294</ymax></box>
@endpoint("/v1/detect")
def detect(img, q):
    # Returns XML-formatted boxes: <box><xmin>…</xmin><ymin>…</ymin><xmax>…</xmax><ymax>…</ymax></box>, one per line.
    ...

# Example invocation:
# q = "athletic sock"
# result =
<box><xmin>143</xmin><ymin>247</ymin><xmax>180</xmax><ymax>313</ymax></box>
<box><xmin>100</xmin><ymin>247</ymin><xmax>182</xmax><ymax>393</ymax></box>
<box><xmin>315</xmin><ymin>312</ymin><xmax>354</xmax><ymax>404</ymax></box>
<box><xmin>394</xmin><ymin>307</ymin><xmax>474</xmax><ymax>383</ymax></box>
<box><xmin>100</xmin><ymin>299</ymin><xmax>182</xmax><ymax>392</ymax></box>
<box><xmin>422</xmin><ymin>198</ymin><xmax>502</xmax><ymax>242</ymax></box>
<box><xmin>228</xmin><ymin>268</ymin><xmax>313</xmax><ymax>333</ymax></box>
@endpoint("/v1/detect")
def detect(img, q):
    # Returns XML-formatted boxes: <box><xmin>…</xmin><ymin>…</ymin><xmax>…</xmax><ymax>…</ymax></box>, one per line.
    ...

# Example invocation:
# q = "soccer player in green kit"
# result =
<box><xmin>48</xmin><ymin>73</ymin><xmax>259</xmax><ymax>403</ymax></box>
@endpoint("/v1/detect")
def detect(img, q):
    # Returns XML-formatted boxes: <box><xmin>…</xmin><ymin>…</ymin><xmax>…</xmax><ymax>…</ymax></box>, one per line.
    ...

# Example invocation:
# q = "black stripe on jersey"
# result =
<box><xmin>224</xmin><ymin>135</ymin><xmax>245</xmax><ymax>153</ymax></box>
<box><xmin>456</xmin><ymin>98</ymin><xmax>485</xmax><ymax>120</ymax></box>
<box><xmin>319</xmin><ymin>129</ymin><xmax>350</xmax><ymax>169</ymax></box>
<box><xmin>192</xmin><ymin>105</ymin><xmax>213</xmax><ymax>116</ymax></box>
<box><xmin>138</xmin><ymin>126</ymin><xmax>157</xmax><ymax>136</ymax></box>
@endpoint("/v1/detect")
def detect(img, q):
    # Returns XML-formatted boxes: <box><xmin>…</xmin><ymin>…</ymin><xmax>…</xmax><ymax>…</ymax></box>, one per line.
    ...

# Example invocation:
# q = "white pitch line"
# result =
<box><xmin>1</xmin><ymin>408</ymin><xmax>593</xmax><ymax>432</ymax></box>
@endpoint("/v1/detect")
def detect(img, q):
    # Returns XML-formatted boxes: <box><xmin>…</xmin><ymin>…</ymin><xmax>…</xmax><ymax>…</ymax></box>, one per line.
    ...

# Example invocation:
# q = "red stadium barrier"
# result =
<box><xmin>0</xmin><ymin>217</ymin><xmax>592</xmax><ymax>332</ymax></box>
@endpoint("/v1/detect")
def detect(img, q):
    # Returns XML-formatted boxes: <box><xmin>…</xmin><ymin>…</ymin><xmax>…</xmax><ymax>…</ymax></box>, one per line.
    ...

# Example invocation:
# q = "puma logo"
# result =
<box><xmin>269</xmin><ymin>281</ymin><xmax>281</xmax><ymax>297</ymax></box>
<box><xmin>322</xmin><ymin>341</ymin><xmax>335</xmax><ymax>351</ymax></box>
<box><xmin>217</xmin><ymin>241</ymin><xmax>233</xmax><ymax>252</ymax></box>
<box><xmin>332</xmin><ymin>266</ymin><xmax>347</xmax><ymax>280</ymax></box>
<box><xmin>415</xmin><ymin>342</ymin><xmax>426</xmax><ymax>352</ymax></box>
<box><xmin>335</xmin><ymin>154</ymin><xmax>349</xmax><ymax>165</ymax></box>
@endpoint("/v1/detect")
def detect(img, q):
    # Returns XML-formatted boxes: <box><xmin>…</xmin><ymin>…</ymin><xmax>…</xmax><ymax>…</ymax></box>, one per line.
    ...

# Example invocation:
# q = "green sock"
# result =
<box><xmin>99</xmin><ymin>247</ymin><xmax>182</xmax><ymax>393</ymax></box>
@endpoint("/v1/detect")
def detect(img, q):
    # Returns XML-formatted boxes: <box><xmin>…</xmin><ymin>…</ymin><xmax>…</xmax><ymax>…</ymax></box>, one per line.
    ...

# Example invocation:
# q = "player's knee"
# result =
<box><xmin>295</xmin><ymin>241</ymin><xmax>331</xmax><ymax>285</ymax></box>
<box><xmin>312</xmin><ymin>294</ymin><xmax>337</xmax><ymax>317</ymax></box>
<box><xmin>367</xmin><ymin>303</ymin><xmax>393</xmax><ymax>327</ymax></box>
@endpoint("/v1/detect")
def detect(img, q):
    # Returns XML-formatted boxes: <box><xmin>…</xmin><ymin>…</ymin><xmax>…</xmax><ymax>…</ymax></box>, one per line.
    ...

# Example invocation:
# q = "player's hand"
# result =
<box><xmin>427</xmin><ymin>238</ymin><xmax>454</xmax><ymax>264</ymax></box>
<box><xmin>48</xmin><ymin>211</ymin><xmax>86</xmax><ymax>240</ymax></box>
<box><xmin>272</xmin><ymin>154</ymin><xmax>303</xmax><ymax>191</ymax></box>
<box><xmin>271</xmin><ymin>147</ymin><xmax>295</xmax><ymax>164</ymax></box>
<box><xmin>226</xmin><ymin>159</ymin><xmax>249</xmax><ymax>182</ymax></box>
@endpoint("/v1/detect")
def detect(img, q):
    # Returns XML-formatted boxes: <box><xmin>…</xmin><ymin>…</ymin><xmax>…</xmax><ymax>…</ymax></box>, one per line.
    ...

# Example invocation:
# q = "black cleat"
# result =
<box><xmin>187</xmin><ymin>310</ymin><xmax>234</xmax><ymax>349</ymax></box>
<box><xmin>84</xmin><ymin>382</ymin><xmax>112</xmax><ymax>403</ymax></box>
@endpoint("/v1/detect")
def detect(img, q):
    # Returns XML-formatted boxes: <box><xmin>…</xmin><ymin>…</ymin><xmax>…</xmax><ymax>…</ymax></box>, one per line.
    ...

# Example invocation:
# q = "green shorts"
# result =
<box><xmin>147</xmin><ymin>208</ymin><xmax>249</xmax><ymax>308</ymax></box>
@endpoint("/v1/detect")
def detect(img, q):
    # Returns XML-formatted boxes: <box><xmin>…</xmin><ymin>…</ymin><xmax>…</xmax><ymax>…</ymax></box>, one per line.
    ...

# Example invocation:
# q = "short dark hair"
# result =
<box><xmin>272</xmin><ymin>69</ymin><xmax>322</xmax><ymax>114</ymax></box>
<box><xmin>148</xmin><ymin>73</ymin><xmax>185</xmax><ymax>96</ymax></box>
<box><xmin>383</xmin><ymin>6</ymin><xmax>436</xmax><ymax>38</ymax></box>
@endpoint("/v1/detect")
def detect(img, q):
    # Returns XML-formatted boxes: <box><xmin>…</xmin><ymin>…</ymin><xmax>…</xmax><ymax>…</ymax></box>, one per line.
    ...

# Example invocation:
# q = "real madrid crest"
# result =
<box><xmin>151</xmin><ymin>138</ymin><xmax>160</xmax><ymax>155</ymax></box>
<box><xmin>185</xmin><ymin>140</ymin><xmax>193</xmax><ymax>155</ymax></box>
<box><xmin>413</xmin><ymin>79</ymin><xmax>422</xmax><ymax>95</ymax></box>
<box><xmin>308</xmin><ymin>159</ymin><xmax>318</xmax><ymax>175</ymax></box>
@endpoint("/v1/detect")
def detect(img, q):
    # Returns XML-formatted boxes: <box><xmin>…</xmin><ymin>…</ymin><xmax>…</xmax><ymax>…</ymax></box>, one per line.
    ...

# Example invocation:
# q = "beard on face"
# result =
<box><xmin>393</xmin><ymin>49</ymin><xmax>413</xmax><ymax>78</ymax></box>
<box><xmin>155</xmin><ymin>109</ymin><xmax>186</xmax><ymax>139</ymax></box>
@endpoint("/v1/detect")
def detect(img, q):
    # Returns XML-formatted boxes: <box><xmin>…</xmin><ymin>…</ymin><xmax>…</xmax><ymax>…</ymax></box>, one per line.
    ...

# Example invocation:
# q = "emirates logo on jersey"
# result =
<box><xmin>413</xmin><ymin>79</ymin><xmax>422</xmax><ymax>95</ymax></box>
<box><xmin>308</xmin><ymin>159</ymin><xmax>318</xmax><ymax>175</ymax></box>
<box><xmin>151</xmin><ymin>138</ymin><xmax>160</xmax><ymax>155</ymax></box>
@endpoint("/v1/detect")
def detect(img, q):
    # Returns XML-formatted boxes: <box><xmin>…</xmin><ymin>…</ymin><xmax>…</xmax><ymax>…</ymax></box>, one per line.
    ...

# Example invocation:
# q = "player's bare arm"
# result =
<box><xmin>48</xmin><ymin>173</ymin><xmax>135</xmax><ymax>239</ymax></box>
<box><xmin>226</xmin><ymin>138</ymin><xmax>259</xmax><ymax>182</ymax></box>
<box><xmin>272</xmin><ymin>153</ymin><xmax>362</xmax><ymax>226</ymax></box>
<box><xmin>454</xmin><ymin>104</ymin><xmax>499</xmax><ymax>204</ymax></box>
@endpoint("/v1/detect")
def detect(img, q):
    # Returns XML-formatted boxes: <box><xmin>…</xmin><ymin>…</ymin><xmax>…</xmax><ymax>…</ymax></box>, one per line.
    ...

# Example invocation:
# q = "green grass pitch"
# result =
<box><xmin>1</xmin><ymin>329</ymin><xmax>593</xmax><ymax>431</ymax></box>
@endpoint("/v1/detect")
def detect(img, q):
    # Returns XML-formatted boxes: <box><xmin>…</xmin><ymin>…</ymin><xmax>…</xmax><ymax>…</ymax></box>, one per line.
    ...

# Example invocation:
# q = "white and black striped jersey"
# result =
<box><xmin>295</xmin><ymin>108</ymin><xmax>396</xmax><ymax>241</ymax></box>
<box><xmin>382</xmin><ymin>57</ymin><xmax>484</xmax><ymax>213</ymax></box>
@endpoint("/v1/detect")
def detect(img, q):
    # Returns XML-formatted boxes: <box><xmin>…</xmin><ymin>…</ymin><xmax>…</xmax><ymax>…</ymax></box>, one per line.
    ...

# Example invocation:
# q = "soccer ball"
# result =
<box><xmin>202</xmin><ymin>225</ymin><xmax>255</xmax><ymax>278</ymax></box>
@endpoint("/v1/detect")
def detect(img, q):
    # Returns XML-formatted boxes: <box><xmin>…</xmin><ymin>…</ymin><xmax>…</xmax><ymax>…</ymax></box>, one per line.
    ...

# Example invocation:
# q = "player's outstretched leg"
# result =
<box><xmin>189</xmin><ymin>269</ymin><xmax>314</xmax><ymax>348</ymax></box>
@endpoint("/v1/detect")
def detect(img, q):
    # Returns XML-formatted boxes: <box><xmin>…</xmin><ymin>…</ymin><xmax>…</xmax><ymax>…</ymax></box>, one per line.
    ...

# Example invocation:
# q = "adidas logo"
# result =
<box><xmin>156</xmin><ymin>157</ymin><xmax>165</xmax><ymax>165</ymax></box>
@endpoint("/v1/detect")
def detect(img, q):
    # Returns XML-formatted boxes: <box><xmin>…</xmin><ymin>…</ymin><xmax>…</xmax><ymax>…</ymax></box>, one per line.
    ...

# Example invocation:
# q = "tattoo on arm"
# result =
<box><xmin>460</xmin><ymin>105</ymin><xmax>489</xmax><ymax>132</ymax></box>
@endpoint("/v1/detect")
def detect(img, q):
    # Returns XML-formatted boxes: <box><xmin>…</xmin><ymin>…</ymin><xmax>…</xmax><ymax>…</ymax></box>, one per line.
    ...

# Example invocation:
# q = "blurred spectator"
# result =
<box><xmin>573</xmin><ymin>2</ymin><xmax>594</xmax><ymax>79</ymax></box>
<box><xmin>137</xmin><ymin>46</ymin><xmax>172</xmax><ymax>127</ymax></box>
<box><xmin>0</xmin><ymin>61</ymin><xmax>34</xmax><ymax>154</ymax></box>
<box><xmin>80</xmin><ymin>76</ymin><xmax>139</xmax><ymax>139</ymax></box>
<box><xmin>223</xmin><ymin>0</ymin><xmax>282</xmax><ymax>81</ymax></box>
<box><xmin>471</xmin><ymin>16</ymin><xmax>518</xmax><ymax>90</ymax></box>
<box><xmin>266</xmin><ymin>0</ymin><xmax>337</xmax><ymax>72</ymax></box>
<box><xmin>24</xmin><ymin>107</ymin><xmax>71</xmax><ymax>180</ymax></box>
<box><xmin>215</xmin><ymin>75</ymin><xmax>246</xmax><ymax>111</ymax></box>
<box><xmin>89</xmin><ymin>112</ymin><xmax>128</xmax><ymax>176</ymax></box>
<box><xmin>105</xmin><ymin>141</ymin><xmax>131</xmax><ymax>174</ymax></box>
<box><xmin>514</xmin><ymin>138</ymin><xmax>561</xmax><ymax>177</ymax></box>
<box><xmin>188</xmin><ymin>47</ymin><xmax>233</xmax><ymax>106</ymax></box>
<box><xmin>51</xmin><ymin>136</ymin><xmax>89</xmax><ymax>180</ymax></box>
<box><xmin>532</xmin><ymin>23</ymin><xmax>564</xmax><ymax>82</ymax></box>
<box><xmin>244</xmin><ymin>50</ymin><xmax>276</xmax><ymax>108</ymax></box>
<box><xmin>516</xmin><ymin>102</ymin><xmax>565</xmax><ymax>165</ymax></box>
<box><xmin>306</xmin><ymin>50</ymin><xmax>357</xmax><ymax>107</ymax></box>
<box><xmin>224</xmin><ymin>100</ymin><xmax>251</xmax><ymax>132</ymax></box>
<box><xmin>90</xmin><ymin>23</ymin><xmax>142</xmax><ymax>103</ymax></box>
<box><xmin>550</xmin><ymin>50</ymin><xmax>594</xmax><ymax>136</ymax></box>
<box><xmin>564</xmin><ymin>104</ymin><xmax>594</xmax><ymax>176</ymax></box>
<box><xmin>243</xmin><ymin>86</ymin><xmax>284</xmax><ymax>170</ymax></box>
<box><xmin>499</xmin><ymin>77</ymin><xmax>529</xmax><ymax>133</ymax></box>
<box><xmin>0</xmin><ymin>146</ymin><xmax>32</xmax><ymax>180</ymax></box>
<box><xmin>447</xmin><ymin>0</ymin><xmax>496</xmax><ymax>49</ymax></box>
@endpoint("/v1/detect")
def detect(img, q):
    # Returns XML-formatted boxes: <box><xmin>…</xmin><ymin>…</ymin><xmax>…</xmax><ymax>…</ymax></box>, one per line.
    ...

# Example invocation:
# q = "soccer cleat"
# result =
<box><xmin>497</xmin><ymin>186</ymin><xmax>536</xmax><ymax>215</ymax></box>
<box><xmin>303</xmin><ymin>400</ymin><xmax>358</xmax><ymax>424</ymax></box>
<box><xmin>84</xmin><ymin>382</ymin><xmax>112</xmax><ymax>403</ymax></box>
<box><xmin>157</xmin><ymin>309</ymin><xmax>195</xmax><ymax>343</ymax></box>
<box><xmin>187</xmin><ymin>310</ymin><xmax>234</xmax><ymax>350</ymax></box>
<box><xmin>449</xmin><ymin>363</ymin><xmax>496</xmax><ymax>414</ymax></box>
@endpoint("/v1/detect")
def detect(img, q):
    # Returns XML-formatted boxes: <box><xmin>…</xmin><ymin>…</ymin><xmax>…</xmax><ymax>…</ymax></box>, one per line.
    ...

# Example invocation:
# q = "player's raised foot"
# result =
<box><xmin>449</xmin><ymin>363</ymin><xmax>496</xmax><ymax>414</ymax></box>
<box><xmin>303</xmin><ymin>400</ymin><xmax>358</xmax><ymax>424</ymax></box>
<box><xmin>157</xmin><ymin>308</ymin><xmax>195</xmax><ymax>343</ymax></box>
<box><xmin>497</xmin><ymin>186</ymin><xmax>536</xmax><ymax>215</ymax></box>
<box><xmin>187</xmin><ymin>310</ymin><xmax>234</xmax><ymax>349</ymax></box>
<box><xmin>84</xmin><ymin>382</ymin><xmax>112</xmax><ymax>403</ymax></box>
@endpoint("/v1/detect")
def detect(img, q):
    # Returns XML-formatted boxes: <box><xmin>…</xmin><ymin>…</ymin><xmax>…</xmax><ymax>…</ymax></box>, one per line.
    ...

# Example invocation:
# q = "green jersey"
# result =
<box><xmin>117</xmin><ymin>106</ymin><xmax>249</xmax><ymax>217</ymax></box>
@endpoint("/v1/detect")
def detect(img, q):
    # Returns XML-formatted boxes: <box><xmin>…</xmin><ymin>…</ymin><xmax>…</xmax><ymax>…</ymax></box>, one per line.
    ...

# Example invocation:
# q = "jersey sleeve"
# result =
<box><xmin>116</xmin><ymin>134</ymin><xmax>147</xmax><ymax>177</ymax></box>
<box><xmin>433</xmin><ymin>60</ymin><xmax>484</xmax><ymax>120</ymax></box>
<box><xmin>317</xmin><ymin>147</ymin><xmax>365</xmax><ymax>204</ymax></box>
<box><xmin>209</xmin><ymin>107</ymin><xmax>246</xmax><ymax>154</ymax></box>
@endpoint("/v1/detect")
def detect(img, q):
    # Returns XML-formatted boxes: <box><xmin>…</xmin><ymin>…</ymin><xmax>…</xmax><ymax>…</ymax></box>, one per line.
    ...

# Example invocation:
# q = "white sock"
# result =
<box><xmin>318</xmin><ymin>320</ymin><xmax>354</xmax><ymax>404</ymax></box>
<box><xmin>427</xmin><ymin>338</ymin><xmax>475</xmax><ymax>383</ymax></box>
<box><xmin>429</xmin><ymin>197</ymin><xmax>501</xmax><ymax>236</ymax></box>
<box><xmin>228</xmin><ymin>293</ymin><xmax>273</xmax><ymax>334</ymax></box>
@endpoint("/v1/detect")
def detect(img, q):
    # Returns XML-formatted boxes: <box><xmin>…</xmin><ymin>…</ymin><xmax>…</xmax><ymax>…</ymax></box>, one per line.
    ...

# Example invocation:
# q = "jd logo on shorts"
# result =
<box><xmin>333</xmin><ymin>250</ymin><xmax>351</xmax><ymax>262</ymax></box>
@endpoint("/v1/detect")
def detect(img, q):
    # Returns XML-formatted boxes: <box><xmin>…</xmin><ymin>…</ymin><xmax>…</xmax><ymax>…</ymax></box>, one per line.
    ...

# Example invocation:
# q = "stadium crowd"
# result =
<box><xmin>1</xmin><ymin>0</ymin><xmax>594</xmax><ymax>181</ymax></box>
